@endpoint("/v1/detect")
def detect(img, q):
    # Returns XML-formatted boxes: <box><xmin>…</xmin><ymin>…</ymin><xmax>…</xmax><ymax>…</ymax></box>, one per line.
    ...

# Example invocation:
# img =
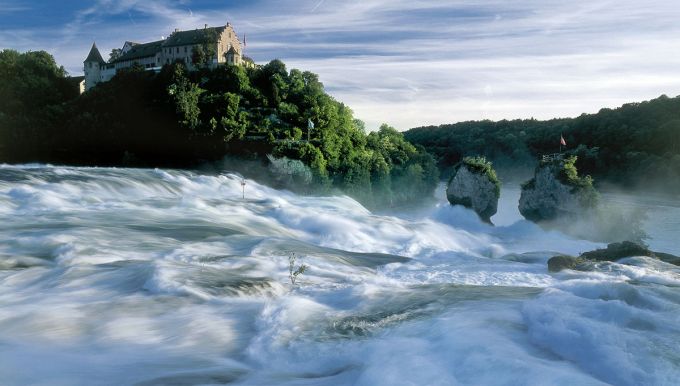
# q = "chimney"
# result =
<box><xmin>204</xmin><ymin>24</ymin><xmax>208</xmax><ymax>29</ymax></box>
<box><xmin>174</xmin><ymin>28</ymin><xmax>179</xmax><ymax>33</ymax></box>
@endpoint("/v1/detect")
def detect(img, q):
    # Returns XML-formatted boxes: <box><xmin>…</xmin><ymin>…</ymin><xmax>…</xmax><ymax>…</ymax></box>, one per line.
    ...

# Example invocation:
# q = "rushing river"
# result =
<box><xmin>0</xmin><ymin>165</ymin><xmax>679</xmax><ymax>386</ymax></box>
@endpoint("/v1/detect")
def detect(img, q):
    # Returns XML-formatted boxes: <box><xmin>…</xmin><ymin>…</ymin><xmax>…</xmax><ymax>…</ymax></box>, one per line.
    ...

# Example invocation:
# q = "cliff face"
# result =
<box><xmin>519</xmin><ymin>157</ymin><xmax>598</xmax><ymax>222</ymax></box>
<box><xmin>446</xmin><ymin>160</ymin><xmax>500</xmax><ymax>223</ymax></box>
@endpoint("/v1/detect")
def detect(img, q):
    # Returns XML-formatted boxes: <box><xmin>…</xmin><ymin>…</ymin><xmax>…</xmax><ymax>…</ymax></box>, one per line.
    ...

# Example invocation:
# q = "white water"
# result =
<box><xmin>0</xmin><ymin>165</ymin><xmax>679</xmax><ymax>386</ymax></box>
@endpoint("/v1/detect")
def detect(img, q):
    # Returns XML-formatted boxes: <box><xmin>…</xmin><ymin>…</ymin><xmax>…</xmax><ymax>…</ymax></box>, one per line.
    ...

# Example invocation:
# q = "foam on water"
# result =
<box><xmin>0</xmin><ymin>165</ymin><xmax>679</xmax><ymax>385</ymax></box>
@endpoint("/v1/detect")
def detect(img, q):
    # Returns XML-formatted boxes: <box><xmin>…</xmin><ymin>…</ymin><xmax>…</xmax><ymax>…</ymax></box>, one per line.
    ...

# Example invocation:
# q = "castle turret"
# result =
<box><xmin>83</xmin><ymin>42</ymin><xmax>105</xmax><ymax>91</ymax></box>
<box><xmin>225</xmin><ymin>46</ymin><xmax>241</xmax><ymax>65</ymax></box>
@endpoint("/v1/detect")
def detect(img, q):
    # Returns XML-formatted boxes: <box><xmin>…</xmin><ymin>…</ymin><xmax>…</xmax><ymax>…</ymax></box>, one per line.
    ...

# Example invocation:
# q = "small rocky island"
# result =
<box><xmin>446</xmin><ymin>156</ymin><xmax>500</xmax><ymax>223</ymax></box>
<box><xmin>519</xmin><ymin>155</ymin><xmax>599</xmax><ymax>222</ymax></box>
<box><xmin>548</xmin><ymin>241</ymin><xmax>680</xmax><ymax>272</ymax></box>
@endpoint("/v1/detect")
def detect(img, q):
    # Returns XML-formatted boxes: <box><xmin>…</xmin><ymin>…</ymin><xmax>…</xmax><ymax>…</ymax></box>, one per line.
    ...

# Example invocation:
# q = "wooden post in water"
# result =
<box><xmin>241</xmin><ymin>179</ymin><xmax>246</xmax><ymax>199</ymax></box>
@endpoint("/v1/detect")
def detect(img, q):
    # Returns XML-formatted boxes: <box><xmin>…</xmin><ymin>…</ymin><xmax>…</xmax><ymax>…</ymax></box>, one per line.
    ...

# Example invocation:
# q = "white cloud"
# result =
<box><xmin>0</xmin><ymin>1</ymin><xmax>30</xmax><ymax>14</ymax></box>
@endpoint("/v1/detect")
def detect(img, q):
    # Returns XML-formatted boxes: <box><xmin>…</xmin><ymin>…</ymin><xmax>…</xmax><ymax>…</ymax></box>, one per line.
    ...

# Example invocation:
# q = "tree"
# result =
<box><xmin>0</xmin><ymin>49</ymin><xmax>76</xmax><ymax>161</ymax></box>
<box><xmin>109</xmin><ymin>48</ymin><xmax>122</xmax><ymax>62</ymax></box>
<box><xmin>166</xmin><ymin>63</ymin><xmax>202</xmax><ymax>130</ymax></box>
<box><xmin>191</xmin><ymin>28</ymin><xmax>218</xmax><ymax>68</ymax></box>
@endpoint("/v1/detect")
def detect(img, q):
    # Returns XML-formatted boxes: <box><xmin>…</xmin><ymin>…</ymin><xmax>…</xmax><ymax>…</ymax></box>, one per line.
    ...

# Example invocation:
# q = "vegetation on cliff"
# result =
<box><xmin>405</xmin><ymin>95</ymin><xmax>680</xmax><ymax>193</ymax></box>
<box><xmin>0</xmin><ymin>49</ymin><xmax>438</xmax><ymax>207</ymax></box>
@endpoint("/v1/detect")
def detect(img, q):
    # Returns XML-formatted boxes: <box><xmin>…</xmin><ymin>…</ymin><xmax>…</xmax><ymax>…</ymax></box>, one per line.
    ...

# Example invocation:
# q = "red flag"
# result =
<box><xmin>560</xmin><ymin>135</ymin><xmax>566</xmax><ymax>146</ymax></box>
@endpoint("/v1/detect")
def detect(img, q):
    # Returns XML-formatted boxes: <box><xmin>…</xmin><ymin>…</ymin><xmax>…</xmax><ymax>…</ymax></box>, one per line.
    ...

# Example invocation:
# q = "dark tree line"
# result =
<box><xmin>405</xmin><ymin>95</ymin><xmax>680</xmax><ymax>193</ymax></box>
<box><xmin>0</xmin><ymin>49</ymin><xmax>438</xmax><ymax>208</ymax></box>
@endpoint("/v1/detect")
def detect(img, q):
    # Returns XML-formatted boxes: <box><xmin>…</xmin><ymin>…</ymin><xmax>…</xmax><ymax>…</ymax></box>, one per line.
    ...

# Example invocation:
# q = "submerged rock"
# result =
<box><xmin>548</xmin><ymin>241</ymin><xmax>680</xmax><ymax>272</ymax></box>
<box><xmin>519</xmin><ymin>155</ymin><xmax>599</xmax><ymax>222</ymax></box>
<box><xmin>655</xmin><ymin>252</ymin><xmax>680</xmax><ymax>266</ymax></box>
<box><xmin>580</xmin><ymin>241</ymin><xmax>653</xmax><ymax>261</ymax></box>
<box><xmin>547</xmin><ymin>255</ymin><xmax>584</xmax><ymax>272</ymax></box>
<box><xmin>580</xmin><ymin>241</ymin><xmax>680</xmax><ymax>265</ymax></box>
<box><xmin>446</xmin><ymin>156</ymin><xmax>500</xmax><ymax>223</ymax></box>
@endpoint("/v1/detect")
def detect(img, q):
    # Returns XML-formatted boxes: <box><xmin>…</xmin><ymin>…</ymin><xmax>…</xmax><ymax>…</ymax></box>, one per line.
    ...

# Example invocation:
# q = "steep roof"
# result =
<box><xmin>84</xmin><ymin>43</ymin><xmax>106</xmax><ymax>64</ymax></box>
<box><xmin>113</xmin><ymin>40</ymin><xmax>163</xmax><ymax>63</ymax></box>
<box><xmin>164</xmin><ymin>26</ymin><xmax>227</xmax><ymax>47</ymax></box>
<box><xmin>67</xmin><ymin>76</ymin><xmax>85</xmax><ymax>86</ymax></box>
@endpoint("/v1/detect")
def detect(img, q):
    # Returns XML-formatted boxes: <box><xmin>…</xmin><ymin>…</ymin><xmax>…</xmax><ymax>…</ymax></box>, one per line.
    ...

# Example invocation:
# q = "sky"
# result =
<box><xmin>1</xmin><ymin>0</ymin><xmax>680</xmax><ymax>131</ymax></box>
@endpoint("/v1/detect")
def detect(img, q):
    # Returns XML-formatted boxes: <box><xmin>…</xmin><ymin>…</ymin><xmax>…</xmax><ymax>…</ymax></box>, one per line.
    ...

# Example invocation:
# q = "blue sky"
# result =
<box><xmin>2</xmin><ymin>0</ymin><xmax>680</xmax><ymax>130</ymax></box>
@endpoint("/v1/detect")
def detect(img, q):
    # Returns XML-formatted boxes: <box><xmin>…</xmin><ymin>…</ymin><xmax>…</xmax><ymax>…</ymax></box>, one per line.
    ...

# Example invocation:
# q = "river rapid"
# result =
<box><xmin>0</xmin><ymin>165</ymin><xmax>679</xmax><ymax>386</ymax></box>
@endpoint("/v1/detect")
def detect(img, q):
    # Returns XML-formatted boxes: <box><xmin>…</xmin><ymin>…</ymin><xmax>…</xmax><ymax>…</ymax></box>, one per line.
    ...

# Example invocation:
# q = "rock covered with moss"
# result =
<box><xmin>547</xmin><ymin>255</ymin><xmax>586</xmax><ymax>272</ymax></box>
<box><xmin>581</xmin><ymin>241</ymin><xmax>680</xmax><ymax>265</ymax></box>
<box><xmin>446</xmin><ymin>156</ymin><xmax>500</xmax><ymax>223</ymax></box>
<box><xmin>547</xmin><ymin>241</ymin><xmax>680</xmax><ymax>272</ymax></box>
<box><xmin>519</xmin><ymin>155</ymin><xmax>599</xmax><ymax>222</ymax></box>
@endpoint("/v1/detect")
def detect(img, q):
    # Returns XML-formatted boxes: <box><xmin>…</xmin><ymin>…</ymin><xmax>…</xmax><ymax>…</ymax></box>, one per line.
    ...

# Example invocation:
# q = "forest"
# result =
<box><xmin>0</xmin><ymin>49</ymin><xmax>438</xmax><ymax>207</ymax></box>
<box><xmin>404</xmin><ymin>96</ymin><xmax>680</xmax><ymax>193</ymax></box>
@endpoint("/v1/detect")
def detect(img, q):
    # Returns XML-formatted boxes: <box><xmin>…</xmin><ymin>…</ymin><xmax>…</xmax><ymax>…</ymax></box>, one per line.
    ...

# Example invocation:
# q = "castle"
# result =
<box><xmin>83</xmin><ymin>22</ymin><xmax>251</xmax><ymax>92</ymax></box>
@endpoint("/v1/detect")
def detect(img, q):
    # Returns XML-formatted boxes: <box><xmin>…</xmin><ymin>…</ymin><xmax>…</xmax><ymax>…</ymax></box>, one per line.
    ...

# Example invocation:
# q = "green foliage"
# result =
<box><xmin>405</xmin><ymin>95</ymin><xmax>680</xmax><ymax>193</ymax></box>
<box><xmin>0</xmin><ymin>49</ymin><xmax>78</xmax><ymax>161</ymax></box>
<box><xmin>191</xmin><ymin>28</ymin><xmax>218</xmax><ymax>68</ymax></box>
<box><xmin>556</xmin><ymin>156</ymin><xmax>584</xmax><ymax>186</ymax></box>
<box><xmin>109</xmin><ymin>48</ymin><xmax>122</xmax><ymax>62</ymax></box>
<box><xmin>166</xmin><ymin>63</ymin><xmax>202</xmax><ymax>130</ymax></box>
<box><xmin>551</xmin><ymin>155</ymin><xmax>599</xmax><ymax>206</ymax></box>
<box><xmin>0</xmin><ymin>50</ymin><xmax>438</xmax><ymax>208</ymax></box>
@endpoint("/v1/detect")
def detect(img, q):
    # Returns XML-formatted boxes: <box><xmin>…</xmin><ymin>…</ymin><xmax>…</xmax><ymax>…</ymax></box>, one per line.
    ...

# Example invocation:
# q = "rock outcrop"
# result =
<box><xmin>446</xmin><ymin>157</ymin><xmax>500</xmax><ymax>223</ymax></box>
<box><xmin>580</xmin><ymin>241</ymin><xmax>680</xmax><ymax>265</ymax></box>
<box><xmin>519</xmin><ymin>155</ymin><xmax>599</xmax><ymax>222</ymax></box>
<box><xmin>580</xmin><ymin>241</ymin><xmax>653</xmax><ymax>261</ymax></box>
<box><xmin>547</xmin><ymin>255</ymin><xmax>585</xmax><ymax>272</ymax></box>
<box><xmin>547</xmin><ymin>241</ymin><xmax>680</xmax><ymax>272</ymax></box>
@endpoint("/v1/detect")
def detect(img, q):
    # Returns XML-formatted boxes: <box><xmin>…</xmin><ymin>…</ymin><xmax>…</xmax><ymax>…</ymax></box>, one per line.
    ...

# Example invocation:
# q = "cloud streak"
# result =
<box><xmin>1</xmin><ymin>0</ymin><xmax>680</xmax><ymax>130</ymax></box>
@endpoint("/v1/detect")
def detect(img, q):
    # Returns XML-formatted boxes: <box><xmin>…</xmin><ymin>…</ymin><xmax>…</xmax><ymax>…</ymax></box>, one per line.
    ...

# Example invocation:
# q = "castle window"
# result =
<box><xmin>176</xmin><ymin>47</ymin><xmax>179</xmax><ymax>53</ymax></box>
<box><xmin>184</xmin><ymin>46</ymin><xmax>187</xmax><ymax>53</ymax></box>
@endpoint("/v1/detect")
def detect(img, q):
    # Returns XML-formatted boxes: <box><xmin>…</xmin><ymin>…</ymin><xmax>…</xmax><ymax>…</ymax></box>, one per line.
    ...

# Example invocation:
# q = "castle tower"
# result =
<box><xmin>83</xmin><ymin>42</ymin><xmax>105</xmax><ymax>91</ymax></box>
<box><xmin>225</xmin><ymin>46</ymin><xmax>241</xmax><ymax>65</ymax></box>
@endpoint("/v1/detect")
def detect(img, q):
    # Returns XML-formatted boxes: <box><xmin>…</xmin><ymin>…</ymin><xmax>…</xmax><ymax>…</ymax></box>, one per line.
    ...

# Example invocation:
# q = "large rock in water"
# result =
<box><xmin>547</xmin><ymin>241</ymin><xmax>680</xmax><ymax>272</ymax></box>
<box><xmin>519</xmin><ymin>155</ymin><xmax>599</xmax><ymax>222</ymax></box>
<box><xmin>580</xmin><ymin>241</ymin><xmax>653</xmax><ymax>261</ymax></box>
<box><xmin>446</xmin><ymin>157</ymin><xmax>500</xmax><ymax>223</ymax></box>
<box><xmin>580</xmin><ymin>241</ymin><xmax>679</xmax><ymax>265</ymax></box>
<box><xmin>547</xmin><ymin>255</ymin><xmax>585</xmax><ymax>272</ymax></box>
